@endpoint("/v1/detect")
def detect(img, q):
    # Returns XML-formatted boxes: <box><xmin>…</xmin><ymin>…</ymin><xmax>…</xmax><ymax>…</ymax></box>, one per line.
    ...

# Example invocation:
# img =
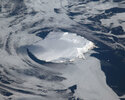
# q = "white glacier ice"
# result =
<box><xmin>28</xmin><ymin>31</ymin><xmax>119</xmax><ymax>100</ymax></box>
<box><xmin>29</xmin><ymin>32</ymin><xmax>95</xmax><ymax>63</ymax></box>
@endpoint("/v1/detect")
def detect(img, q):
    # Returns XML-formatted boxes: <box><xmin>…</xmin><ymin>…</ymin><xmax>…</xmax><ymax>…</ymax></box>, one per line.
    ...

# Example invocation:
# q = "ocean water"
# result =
<box><xmin>0</xmin><ymin>0</ymin><xmax>125</xmax><ymax>100</ymax></box>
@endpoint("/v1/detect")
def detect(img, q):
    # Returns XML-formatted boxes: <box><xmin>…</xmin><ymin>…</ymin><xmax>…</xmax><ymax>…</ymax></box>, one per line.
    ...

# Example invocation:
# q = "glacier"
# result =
<box><xmin>28</xmin><ymin>32</ymin><xmax>95</xmax><ymax>63</ymax></box>
<box><xmin>0</xmin><ymin>0</ymin><xmax>123</xmax><ymax>100</ymax></box>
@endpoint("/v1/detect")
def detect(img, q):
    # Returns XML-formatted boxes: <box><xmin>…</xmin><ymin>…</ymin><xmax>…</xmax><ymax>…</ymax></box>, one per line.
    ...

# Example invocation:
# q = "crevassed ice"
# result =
<box><xmin>29</xmin><ymin>32</ymin><xmax>95</xmax><ymax>63</ymax></box>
